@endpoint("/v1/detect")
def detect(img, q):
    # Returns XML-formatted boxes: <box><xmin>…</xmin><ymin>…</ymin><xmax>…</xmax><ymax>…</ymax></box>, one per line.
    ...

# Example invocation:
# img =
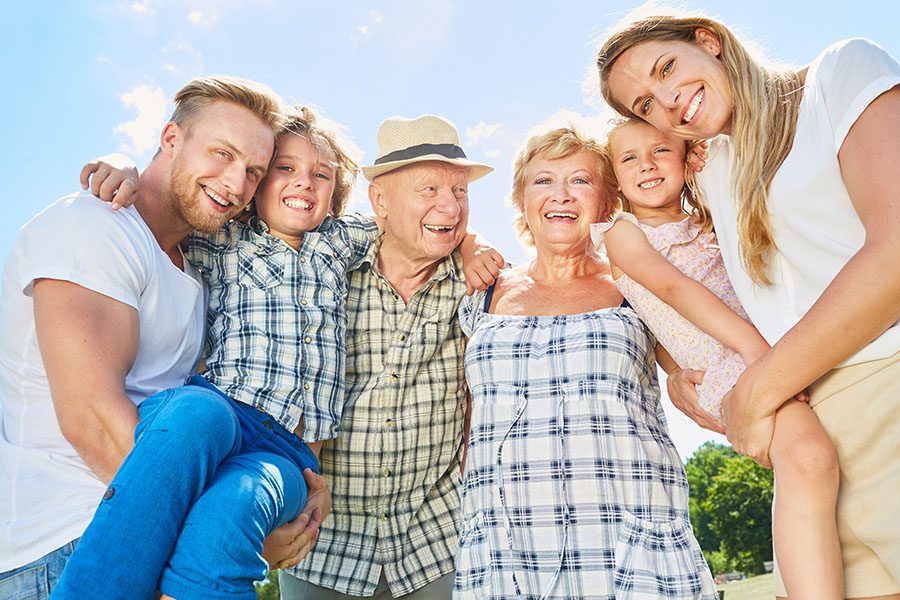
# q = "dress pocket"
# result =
<box><xmin>613</xmin><ymin>510</ymin><xmax>716</xmax><ymax>599</ymax></box>
<box><xmin>454</xmin><ymin>511</ymin><xmax>490</xmax><ymax>599</ymax></box>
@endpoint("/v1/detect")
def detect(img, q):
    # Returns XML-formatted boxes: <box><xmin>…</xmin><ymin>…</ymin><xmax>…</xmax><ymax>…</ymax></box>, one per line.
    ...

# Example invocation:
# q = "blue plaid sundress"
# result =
<box><xmin>454</xmin><ymin>293</ymin><xmax>717</xmax><ymax>599</ymax></box>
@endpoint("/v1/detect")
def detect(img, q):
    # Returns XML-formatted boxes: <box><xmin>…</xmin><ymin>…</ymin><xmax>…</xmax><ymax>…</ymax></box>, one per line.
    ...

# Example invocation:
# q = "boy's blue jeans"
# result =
<box><xmin>52</xmin><ymin>375</ymin><xmax>318</xmax><ymax>600</ymax></box>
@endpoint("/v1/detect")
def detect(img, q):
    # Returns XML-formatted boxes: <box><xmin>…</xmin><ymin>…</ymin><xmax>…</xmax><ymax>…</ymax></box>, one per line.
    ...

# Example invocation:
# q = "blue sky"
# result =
<box><xmin>2</xmin><ymin>1</ymin><xmax>898</xmax><ymax>457</ymax></box>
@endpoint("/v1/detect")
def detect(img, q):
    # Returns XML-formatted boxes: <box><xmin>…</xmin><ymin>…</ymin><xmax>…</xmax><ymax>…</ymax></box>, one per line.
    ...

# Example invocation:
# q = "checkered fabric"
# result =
<box><xmin>186</xmin><ymin>214</ymin><xmax>377</xmax><ymax>441</ymax></box>
<box><xmin>286</xmin><ymin>238</ymin><xmax>468</xmax><ymax>596</ymax></box>
<box><xmin>453</xmin><ymin>293</ymin><xmax>717</xmax><ymax>599</ymax></box>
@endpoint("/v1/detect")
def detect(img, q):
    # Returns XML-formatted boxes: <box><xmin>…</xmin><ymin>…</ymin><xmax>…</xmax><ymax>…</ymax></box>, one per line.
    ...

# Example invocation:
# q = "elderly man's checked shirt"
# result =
<box><xmin>288</xmin><ymin>237</ymin><xmax>469</xmax><ymax>596</ymax></box>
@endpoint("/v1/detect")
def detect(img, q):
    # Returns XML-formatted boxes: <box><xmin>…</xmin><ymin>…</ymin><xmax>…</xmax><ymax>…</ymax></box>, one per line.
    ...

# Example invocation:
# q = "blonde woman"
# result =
<box><xmin>454</xmin><ymin>126</ymin><xmax>716</xmax><ymax>599</ymax></box>
<box><xmin>597</xmin><ymin>11</ymin><xmax>900</xmax><ymax>600</ymax></box>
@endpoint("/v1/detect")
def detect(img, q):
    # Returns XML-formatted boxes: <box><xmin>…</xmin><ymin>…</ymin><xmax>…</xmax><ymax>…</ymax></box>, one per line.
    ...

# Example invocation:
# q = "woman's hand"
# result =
<box><xmin>79</xmin><ymin>154</ymin><xmax>139</xmax><ymax>209</ymax></box>
<box><xmin>262</xmin><ymin>468</ymin><xmax>332</xmax><ymax>570</ymax></box>
<box><xmin>721</xmin><ymin>363</ymin><xmax>777</xmax><ymax>469</ymax></box>
<box><xmin>666</xmin><ymin>367</ymin><xmax>726</xmax><ymax>434</ymax></box>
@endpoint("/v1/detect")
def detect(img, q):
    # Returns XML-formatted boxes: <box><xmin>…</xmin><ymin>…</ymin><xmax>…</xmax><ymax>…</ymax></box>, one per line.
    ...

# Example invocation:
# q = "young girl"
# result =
<box><xmin>54</xmin><ymin>107</ymin><xmax>380</xmax><ymax>600</ymax></box>
<box><xmin>591</xmin><ymin>119</ymin><xmax>842</xmax><ymax>599</ymax></box>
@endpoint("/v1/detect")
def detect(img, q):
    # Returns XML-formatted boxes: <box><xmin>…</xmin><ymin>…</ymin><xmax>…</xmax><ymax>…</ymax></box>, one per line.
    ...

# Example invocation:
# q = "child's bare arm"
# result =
<box><xmin>605</xmin><ymin>219</ymin><xmax>768</xmax><ymax>364</ymax></box>
<box><xmin>80</xmin><ymin>154</ymin><xmax>140</xmax><ymax>209</ymax></box>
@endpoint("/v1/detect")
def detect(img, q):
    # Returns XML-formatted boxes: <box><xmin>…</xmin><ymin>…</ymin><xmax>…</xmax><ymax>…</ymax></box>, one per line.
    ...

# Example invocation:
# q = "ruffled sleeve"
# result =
<box><xmin>590</xmin><ymin>212</ymin><xmax>640</xmax><ymax>252</ymax></box>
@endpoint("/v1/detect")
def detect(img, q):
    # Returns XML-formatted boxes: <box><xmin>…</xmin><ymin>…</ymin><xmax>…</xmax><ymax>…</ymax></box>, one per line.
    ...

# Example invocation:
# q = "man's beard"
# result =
<box><xmin>168</xmin><ymin>160</ymin><xmax>242</xmax><ymax>234</ymax></box>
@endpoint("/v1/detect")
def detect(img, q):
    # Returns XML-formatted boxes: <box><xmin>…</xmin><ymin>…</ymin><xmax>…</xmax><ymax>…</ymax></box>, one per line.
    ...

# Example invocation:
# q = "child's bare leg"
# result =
<box><xmin>769</xmin><ymin>399</ymin><xmax>842</xmax><ymax>600</ymax></box>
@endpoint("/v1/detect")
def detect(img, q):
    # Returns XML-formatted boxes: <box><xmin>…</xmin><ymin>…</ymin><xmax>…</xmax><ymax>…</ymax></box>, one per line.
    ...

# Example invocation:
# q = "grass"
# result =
<box><xmin>717</xmin><ymin>573</ymin><xmax>774</xmax><ymax>600</ymax></box>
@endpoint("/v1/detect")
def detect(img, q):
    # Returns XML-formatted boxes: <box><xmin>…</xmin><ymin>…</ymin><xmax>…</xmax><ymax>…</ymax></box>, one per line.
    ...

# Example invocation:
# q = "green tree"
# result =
<box><xmin>704</xmin><ymin>453</ymin><xmax>774</xmax><ymax>575</ymax></box>
<box><xmin>256</xmin><ymin>570</ymin><xmax>281</xmax><ymax>600</ymax></box>
<box><xmin>684</xmin><ymin>441</ymin><xmax>739</xmax><ymax>555</ymax></box>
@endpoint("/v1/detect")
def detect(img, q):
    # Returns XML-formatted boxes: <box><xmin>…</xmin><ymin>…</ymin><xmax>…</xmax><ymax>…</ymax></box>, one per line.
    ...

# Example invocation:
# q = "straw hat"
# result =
<box><xmin>361</xmin><ymin>114</ymin><xmax>493</xmax><ymax>182</ymax></box>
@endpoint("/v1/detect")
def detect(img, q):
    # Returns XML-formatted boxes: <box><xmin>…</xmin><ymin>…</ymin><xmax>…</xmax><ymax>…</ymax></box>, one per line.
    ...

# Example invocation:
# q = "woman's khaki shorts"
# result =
<box><xmin>773</xmin><ymin>352</ymin><xmax>900</xmax><ymax>598</ymax></box>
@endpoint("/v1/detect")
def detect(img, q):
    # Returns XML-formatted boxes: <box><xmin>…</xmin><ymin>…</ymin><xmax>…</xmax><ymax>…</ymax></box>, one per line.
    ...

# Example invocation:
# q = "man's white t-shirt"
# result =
<box><xmin>0</xmin><ymin>193</ymin><xmax>206</xmax><ymax>570</ymax></box>
<box><xmin>699</xmin><ymin>38</ymin><xmax>900</xmax><ymax>366</ymax></box>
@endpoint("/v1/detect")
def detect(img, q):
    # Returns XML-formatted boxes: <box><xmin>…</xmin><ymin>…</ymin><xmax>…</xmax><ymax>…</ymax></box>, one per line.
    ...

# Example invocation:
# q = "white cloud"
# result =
<box><xmin>114</xmin><ymin>84</ymin><xmax>167</xmax><ymax>156</ymax></box>
<box><xmin>352</xmin><ymin>10</ymin><xmax>384</xmax><ymax>44</ymax></box>
<box><xmin>160</xmin><ymin>37</ymin><xmax>204</xmax><ymax>76</ymax></box>
<box><xmin>465</xmin><ymin>122</ymin><xmax>503</xmax><ymax>147</ymax></box>
<box><xmin>485</xmin><ymin>149</ymin><xmax>502</xmax><ymax>159</ymax></box>
<box><xmin>528</xmin><ymin>109</ymin><xmax>615</xmax><ymax>143</ymax></box>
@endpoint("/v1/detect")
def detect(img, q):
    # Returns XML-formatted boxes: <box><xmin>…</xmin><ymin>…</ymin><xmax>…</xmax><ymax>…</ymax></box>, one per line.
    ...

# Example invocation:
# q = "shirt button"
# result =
<box><xmin>382</xmin><ymin>467</ymin><xmax>392</xmax><ymax>477</ymax></box>
<box><xmin>304</xmin><ymin>336</ymin><xmax>312</xmax><ymax>344</ymax></box>
<box><xmin>389</xmin><ymin>372</ymin><xmax>398</xmax><ymax>381</ymax></box>
<box><xmin>299</xmin><ymin>257</ymin><xmax>307</xmax><ymax>264</ymax></box>
<box><xmin>396</xmin><ymin>333</ymin><xmax>405</xmax><ymax>342</ymax></box>
<box><xmin>380</xmin><ymin>512</ymin><xmax>387</xmax><ymax>521</ymax></box>
<box><xmin>392</xmin><ymin>294</ymin><xmax>399</xmax><ymax>302</ymax></box>
<box><xmin>263</xmin><ymin>420</ymin><xmax>274</xmax><ymax>430</ymax></box>
<box><xmin>385</xmin><ymin>418</ymin><xmax>393</xmax><ymax>428</ymax></box>
<box><xmin>103</xmin><ymin>487</ymin><xmax>115</xmax><ymax>501</ymax></box>
<box><xmin>304</xmin><ymin>383</ymin><xmax>311</xmax><ymax>391</ymax></box>
<box><xmin>300</xmin><ymin>299</ymin><xmax>308</xmax><ymax>306</ymax></box>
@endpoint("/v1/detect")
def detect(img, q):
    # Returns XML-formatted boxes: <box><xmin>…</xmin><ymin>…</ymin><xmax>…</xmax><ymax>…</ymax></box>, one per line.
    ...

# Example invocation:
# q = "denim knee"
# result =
<box><xmin>136</xmin><ymin>384</ymin><xmax>241</xmax><ymax>447</ymax></box>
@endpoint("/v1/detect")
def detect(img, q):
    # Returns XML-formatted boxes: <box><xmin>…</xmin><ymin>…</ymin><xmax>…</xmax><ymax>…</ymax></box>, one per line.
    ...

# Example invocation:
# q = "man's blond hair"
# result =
<box><xmin>171</xmin><ymin>75</ymin><xmax>285</xmax><ymax>134</ymax></box>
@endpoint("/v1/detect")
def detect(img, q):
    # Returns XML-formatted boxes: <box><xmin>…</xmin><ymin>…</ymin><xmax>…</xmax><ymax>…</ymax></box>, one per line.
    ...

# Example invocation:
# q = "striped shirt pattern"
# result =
<box><xmin>186</xmin><ymin>214</ymin><xmax>377</xmax><ymax>441</ymax></box>
<box><xmin>287</xmin><ymin>238</ymin><xmax>468</xmax><ymax>596</ymax></box>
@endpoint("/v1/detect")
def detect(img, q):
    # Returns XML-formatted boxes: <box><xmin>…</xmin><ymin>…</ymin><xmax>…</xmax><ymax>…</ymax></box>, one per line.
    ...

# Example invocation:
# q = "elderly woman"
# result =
<box><xmin>597</xmin><ymin>12</ymin><xmax>900</xmax><ymax>600</ymax></box>
<box><xmin>453</xmin><ymin>127</ymin><xmax>716</xmax><ymax>599</ymax></box>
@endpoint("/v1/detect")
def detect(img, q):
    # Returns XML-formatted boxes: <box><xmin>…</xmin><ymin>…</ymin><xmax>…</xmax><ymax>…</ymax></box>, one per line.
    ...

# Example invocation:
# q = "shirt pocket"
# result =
<box><xmin>229</xmin><ymin>241</ymin><xmax>285</xmax><ymax>291</ymax></box>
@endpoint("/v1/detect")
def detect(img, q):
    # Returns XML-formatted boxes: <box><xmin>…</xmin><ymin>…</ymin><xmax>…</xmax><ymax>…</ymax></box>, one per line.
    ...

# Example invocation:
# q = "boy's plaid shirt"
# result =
<box><xmin>186</xmin><ymin>214</ymin><xmax>377</xmax><ymax>441</ymax></box>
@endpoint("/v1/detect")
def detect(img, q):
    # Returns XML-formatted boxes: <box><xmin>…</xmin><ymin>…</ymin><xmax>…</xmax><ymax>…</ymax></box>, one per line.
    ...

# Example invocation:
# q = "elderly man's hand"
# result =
<box><xmin>459</xmin><ymin>232</ymin><xmax>505</xmax><ymax>295</ymax></box>
<box><xmin>666</xmin><ymin>367</ymin><xmax>726</xmax><ymax>434</ymax></box>
<box><xmin>262</xmin><ymin>468</ymin><xmax>332</xmax><ymax>570</ymax></box>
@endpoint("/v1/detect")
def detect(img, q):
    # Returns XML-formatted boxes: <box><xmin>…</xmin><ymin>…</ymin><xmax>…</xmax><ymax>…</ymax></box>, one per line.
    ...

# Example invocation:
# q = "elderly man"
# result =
<box><xmin>279</xmin><ymin>115</ymin><xmax>494</xmax><ymax>599</ymax></box>
<box><xmin>0</xmin><ymin>76</ymin><xmax>284</xmax><ymax>599</ymax></box>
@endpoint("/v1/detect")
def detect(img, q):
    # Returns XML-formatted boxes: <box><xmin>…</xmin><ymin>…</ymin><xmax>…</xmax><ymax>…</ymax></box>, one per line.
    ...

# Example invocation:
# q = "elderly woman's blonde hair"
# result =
<box><xmin>509</xmin><ymin>126</ymin><xmax>619</xmax><ymax>246</ymax></box>
<box><xmin>596</xmin><ymin>8</ymin><xmax>802</xmax><ymax>285</ymax></box>
<box><xmin>278</xmin><ymin>105</ymin><xmax>361</xmax><ymax>217</ymax></box>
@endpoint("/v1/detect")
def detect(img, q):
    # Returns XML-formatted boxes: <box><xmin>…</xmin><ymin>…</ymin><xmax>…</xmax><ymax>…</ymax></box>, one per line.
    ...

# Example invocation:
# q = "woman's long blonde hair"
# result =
<box><xmin>596</xmin><ymin>12</ymin><xmax>802</xmax><ymax>285</ymax></box>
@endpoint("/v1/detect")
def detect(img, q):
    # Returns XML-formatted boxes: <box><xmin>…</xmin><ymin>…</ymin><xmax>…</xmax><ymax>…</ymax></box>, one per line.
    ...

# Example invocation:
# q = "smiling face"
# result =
<box><xmin>167</xmin><ymin>100</ymin><xmax>275</xmax><ymax>233</ymax></box>
<box><xmin>521</xmin><ymin>149</ymin><xmax>610</xmax><ymax>250</ymax></box>
<box><xmin>607</xmin><ymin>30</ymin><xmax>734</xmax><ymax>140</ymax></box>
<box><xmin>371</xmin><ymin>161</ymin><xmax>470</xmax><ymax>265</ymax></box>
<box><xmin>254</xmin><ymin>132</ymin><xmax>337</xmax><ymax>249</ymax></box>
<box><xmin>609</xmin><ymin>121</ymin><xmax>687</xmax><ymax>221</ymax></box>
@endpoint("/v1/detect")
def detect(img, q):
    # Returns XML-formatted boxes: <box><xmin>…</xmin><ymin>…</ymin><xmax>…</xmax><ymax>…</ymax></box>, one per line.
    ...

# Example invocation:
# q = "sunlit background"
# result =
<box><xmin>3</xmin><ymin>0</ymin><xmax>898</xmax><ymax>457</ymax></box>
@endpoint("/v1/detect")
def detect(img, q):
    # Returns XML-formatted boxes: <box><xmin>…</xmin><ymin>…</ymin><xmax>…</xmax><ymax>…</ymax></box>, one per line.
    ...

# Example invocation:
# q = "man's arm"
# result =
<box><xmin>33</xmin><ymin>278</ymin><xmax>140</xmax><ymax>483</ymax></box>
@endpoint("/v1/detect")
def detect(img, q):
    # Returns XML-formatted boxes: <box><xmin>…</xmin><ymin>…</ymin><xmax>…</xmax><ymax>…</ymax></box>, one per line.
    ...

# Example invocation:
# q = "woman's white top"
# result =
<box><xmin>699</xmin><ymin>38</ymin><xmax>900</xmax><ymax>367</ymax></box>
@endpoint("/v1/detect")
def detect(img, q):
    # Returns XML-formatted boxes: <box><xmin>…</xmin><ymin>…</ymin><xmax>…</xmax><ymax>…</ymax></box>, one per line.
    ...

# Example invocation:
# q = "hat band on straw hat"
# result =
<box><xmin>373</xmin><ymin>143</ymin><xmax>467</xmax><ymax>165</ymax></box>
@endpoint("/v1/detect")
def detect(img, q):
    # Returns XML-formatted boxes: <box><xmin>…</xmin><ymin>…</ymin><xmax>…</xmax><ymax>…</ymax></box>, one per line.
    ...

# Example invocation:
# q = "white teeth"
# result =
<box><xmin>683</xmin><ymin>89</ymin><xmax>703</xmax><ymax>123</ymax></box>
<box><xmin>205</xmin><ymin>186</ymin><xmax>230</xmax><ymax>207</ymax></box>
<box><xmin>424</xmin><ymin>224</ymin><xmax>454</xmax><ymax>232</ymax></box>
<box><xmin>545</xmin><ymin>211</ymin><xmax>577</xmax><ymax>219</ymax></box>
<box><xmin>284</xmin><ymin>198</ymin><xmax>312</xmax><ymax>210</ymax></box>
<box><xmin>638</xmin><ymin>179</ymin><xmax>663</xmax><ymax>189</ymax></box>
